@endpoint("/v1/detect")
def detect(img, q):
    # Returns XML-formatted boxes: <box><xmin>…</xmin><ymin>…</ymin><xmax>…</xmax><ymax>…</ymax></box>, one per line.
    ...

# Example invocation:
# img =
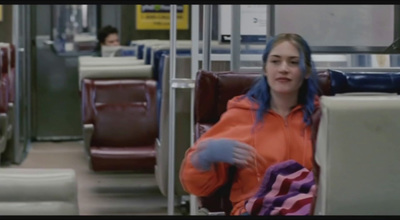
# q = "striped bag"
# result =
<box><xmin>244</xmin><ymin>160</ymin><xmax>316</xmax><ymax>215</ymax></box>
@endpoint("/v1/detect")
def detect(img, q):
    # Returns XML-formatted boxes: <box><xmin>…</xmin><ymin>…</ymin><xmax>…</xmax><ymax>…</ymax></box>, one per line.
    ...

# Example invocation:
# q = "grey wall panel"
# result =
<box><xmin>101</xmin><ymin>5</ymin><xmax>121</xmax><ymax>34</ymax></box>
<box><xmin>36</xmin><ymin>5</ymin><xmax>51</xmax><ymax>35</ymax></box>
<box><xmin>0</xmin><ymin>5</ymin><xmax>13</xmax><ymax>43</ymax></box>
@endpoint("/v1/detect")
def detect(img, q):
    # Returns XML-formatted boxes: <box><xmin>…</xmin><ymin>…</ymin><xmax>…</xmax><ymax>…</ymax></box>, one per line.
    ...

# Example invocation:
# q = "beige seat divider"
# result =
<box><xmin>78</xmin><ymin>56</ymin><xmax>143</xmax><ymax>67</ymax></box>
<box><xmin>155</xmin><ymin>55</ymin><xmax>191</xmax><ymax>197</ymax></box>
<box><xmin>79</xmin><ymin>64</ymin><xmax>152</xmax><ymax>89</ymax></box>
<box><xmin>314</xmin><ymin>95</ymin><xmax>400</xmax><ymax>215</ymax></box>
<box><xmin>0</xmin><ymin>168</ymin><xmax>79</xmax><ymax>215</ymax></box>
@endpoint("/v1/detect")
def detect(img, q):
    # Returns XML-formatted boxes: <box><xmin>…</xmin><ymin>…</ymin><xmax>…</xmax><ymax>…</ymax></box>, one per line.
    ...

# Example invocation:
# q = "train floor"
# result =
<box><xmin>8</xmin><ymin>141</ymin><xmax>182</xmax><ymax>215</ymax></box>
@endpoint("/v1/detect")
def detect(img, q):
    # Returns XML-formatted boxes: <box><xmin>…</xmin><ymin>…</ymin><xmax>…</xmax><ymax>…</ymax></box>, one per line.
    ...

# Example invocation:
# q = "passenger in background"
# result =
<box><xmin>179</xmin><ymin>33</ymin><xmax>320</xmax><ymax>215</ymax></box>
<box><xmin>92</xmin><ymin>25</ymin><xmax>120</xmax><ymax>56</ymax></box>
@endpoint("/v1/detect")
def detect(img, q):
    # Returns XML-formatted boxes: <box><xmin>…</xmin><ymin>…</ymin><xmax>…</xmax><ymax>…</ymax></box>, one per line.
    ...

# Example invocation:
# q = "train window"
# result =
<box><xmin>51</xmin><ymin>5</ymin><xmax>98</xmax><ymax>55</ymax></box>
<box><xmin>275</xmin><ymin>5</ymin><xmax>395</xmax><ymax>53</ymax></box>
<box><xmin>195</xmin><ymin>5</ymin><xmax>400</xmax><ymax>72</ymax></box>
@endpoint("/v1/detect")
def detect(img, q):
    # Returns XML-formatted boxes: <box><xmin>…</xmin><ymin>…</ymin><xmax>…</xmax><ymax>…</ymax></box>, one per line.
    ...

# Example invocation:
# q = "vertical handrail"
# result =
<box><xmin>12</xmin><ymin>5</ymin><xmax>20</xmax><ymax>163</ymax></box>
<box><xmin>230</xmin><ymin>5</ymin><xmax>241</xmax><ymax>72</ymax></box>
<box><xmin>266</xmin><ymin>5</ymin><xmax>275</xmax><ymax>42</ymax></box>
<box><xmin>167</xmin><ymin>4</ymin><xmax>177</xmax><ymax>216</ymax></box>
<box><xmin>190</xmin><ymin>4</ymin><xmax>200</xmax><ymax>215</ymax></box>
<box><xmin>202</xmin><ymin>5</ymin><xmax>212</xmax><ymax>71</ymax></box>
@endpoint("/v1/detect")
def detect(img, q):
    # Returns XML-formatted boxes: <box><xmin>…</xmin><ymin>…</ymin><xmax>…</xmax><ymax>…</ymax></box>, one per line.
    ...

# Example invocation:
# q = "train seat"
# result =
<box><xmin>0</xmin><ymin>168</ymin><xmax>79</xmax><ymax>215</ymax></box>
<box><xmin>151</xmin><ymin>47</ymin><xmax>191</xmax><ymax>80</ymax></box>
<box><xmin>8</xmin><ymin>43</ymin><xmax>15</xmax><ymax>104</ymax></box>
<box><xmin>192</xmin><ymin>69</ymin><xmax>400</xmax><ymax>215</ymax></box>
<box><xmin>317</xmin><ymin>69</ymin><xmax>400</xmax><ymax>95</ymax></box>
<box><xmin>313</xmin><ymin>95</ymin><xmax>400</xmax><ymax>215</ymax></box>
<box><xmin>155</xmin><ymin>55</ymin><xmax>191</xmax><ymax>197</ymax></box>
<box><xmin>0</xmin><ymin>43</ymin><xmax>16</xmax><ymax>165</ymax></box>
<box><xmin>0</xmin><ymin>61</ymin><xmax>8</xmax><ymax>163</ymax></box>
<box><xmin>0</xmin><ymin>45</ymin><xmax>12</xmax><ymax>140</ymax></box>
<box><xmin>193</xmin><ymin>70</ymin><xmax>260</xmax><ymax>215</ymax></box>
<box><xmin>154</xmin><ymin>56</ymin><xmax>248</xmax><ymax>198</ymax></box>
<box><xmin>81</xmin><ymin>79</ymin><xmax>158</xmax><ymax>172</ymax></box>
<box><xmin>143</xmin><ymin>40</ymin><xmax>193</xmax><ymax>65</ymax></box>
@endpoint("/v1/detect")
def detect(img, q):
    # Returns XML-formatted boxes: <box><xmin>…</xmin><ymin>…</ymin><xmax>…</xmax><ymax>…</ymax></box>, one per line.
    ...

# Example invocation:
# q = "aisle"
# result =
<box><xmin>9</xmin><ymin>141</ymin><xmax>175</xmax><ymax>215</ymax></box>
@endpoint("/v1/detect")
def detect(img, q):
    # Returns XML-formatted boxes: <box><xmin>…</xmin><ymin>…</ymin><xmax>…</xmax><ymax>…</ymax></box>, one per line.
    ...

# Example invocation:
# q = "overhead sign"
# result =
<box><xmin>136</xmin><ymin>5</ymin><xmax>189</xmax><ymax>30</ymax></box>
<box><xmin>219</xmin><ymin>5</ymin><xmax>267</xmax><ymax>43</ymax></box>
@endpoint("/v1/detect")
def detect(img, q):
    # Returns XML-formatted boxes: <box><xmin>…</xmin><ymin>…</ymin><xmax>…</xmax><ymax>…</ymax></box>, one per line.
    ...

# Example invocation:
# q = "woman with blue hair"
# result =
<box><xmin>180</xmin><ymin>33</ymin><xmax>320</xmax><ymax>215</ymax></box>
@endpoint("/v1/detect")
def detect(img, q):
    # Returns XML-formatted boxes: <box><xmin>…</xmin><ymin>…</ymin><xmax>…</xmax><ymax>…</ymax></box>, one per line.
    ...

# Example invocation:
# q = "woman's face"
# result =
<box><xmin>264</xmin><ymin>41</ymin><xmax>307</xmax><ymax>96</ymax></box>
<box><xmin>103</xmin><ymin>33</ymin><xmax>120</xmax><ymax>46</ymax></box>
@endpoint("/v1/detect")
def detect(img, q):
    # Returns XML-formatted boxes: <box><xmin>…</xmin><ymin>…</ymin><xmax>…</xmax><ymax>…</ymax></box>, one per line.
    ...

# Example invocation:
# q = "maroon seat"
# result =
<box><xmin>81</xmin><ymin>78</ymin><xmax>158</xmax><ymax>172</ymax></box>
<box><xmin>0</xmin><ymin>51</ymin><xmax>8</xmax><ymax>114</ymax></box>
<box><xmin>194</xmin><ymin>70</ymin><xmax>261</xmax><ymax>215</ymax></box>
<box><xmin>0</xmin><ymin>47</ymin><xmax>10</xmax><ymax>102</ymax></box>
<box><xmin>0</xmin><ymin>50</ymin><xmax>9</xmax><ymax>160</ymax></box>
<box><xmin>8</xmin><ymin>44</ymin><xmax>15</xmax><ymax>103</ymax></box>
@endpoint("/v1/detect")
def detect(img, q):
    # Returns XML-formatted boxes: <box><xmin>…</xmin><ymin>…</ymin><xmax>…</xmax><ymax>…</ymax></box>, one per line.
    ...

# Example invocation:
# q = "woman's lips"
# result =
<box><xmin>276</xmin><ymin>77</ymin><xmax>291</xmax><ymax>82</ymax></box>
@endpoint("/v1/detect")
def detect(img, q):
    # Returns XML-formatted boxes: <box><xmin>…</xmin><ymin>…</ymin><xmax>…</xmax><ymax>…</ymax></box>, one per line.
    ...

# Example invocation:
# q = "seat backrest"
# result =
<box><xmin>0</xmin><ymin>168</ymin><xmax>79</xmax><ymax>215</ymax></box>
<box><xmin>8</xmin><ymin>43</ymin><xmax>15</xmax><ymax>103</ymax></box>
<box><xmin>82</xmin><ymin>79</ymin><xmax>158</xmax><ymax>147</ymax></box>
<box><xmin>1</xmin><ymin>47</ymin><xmax>8</xmax><ymax>77</ymax></box>
<box><xmin>152</xmin><ymin>48</ymin><xmax>191</xmax><ymax>81</ymax></box>
<box><xmin>0</xmin><ymin>46</ymin><xmax>10</xmax><ymax>107</ymax></box>
<box><xmin>194</xmin><ymin>70</ymin><xmax>261</xmax><ymax>215</ymax></box>
<box><xmin>313</xmin><ymin>95</ymin><xmax>400</xmax><ymax>215</ymax></box>
<box><xmin>317</xmin><ymin>69</ymin><xmax>400</xmax><ymax>96</ymax></box>
<box><xmin>195</xmin><ymin>70</ymin><xmax>261</xmax><ymax>140</ymax></box>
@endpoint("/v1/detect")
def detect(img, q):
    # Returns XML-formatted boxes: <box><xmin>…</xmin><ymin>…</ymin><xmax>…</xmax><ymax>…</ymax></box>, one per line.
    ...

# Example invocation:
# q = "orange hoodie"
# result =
<box><xmin>180</xmin><ymin>95</ymin><xmax>317</xmax><ymax>215</ymax></box>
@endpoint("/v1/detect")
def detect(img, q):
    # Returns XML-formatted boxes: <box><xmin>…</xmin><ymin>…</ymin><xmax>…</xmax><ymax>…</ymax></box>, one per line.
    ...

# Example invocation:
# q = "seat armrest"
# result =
<box><xmin>83</xmin><ymin>124</ymin><xmax>94</xmax><ymax>156</ymax></box>
<box><xmin>6</xmin><ymin>103</ymin><xmax>13</xmax><ymax>139</ymax></box>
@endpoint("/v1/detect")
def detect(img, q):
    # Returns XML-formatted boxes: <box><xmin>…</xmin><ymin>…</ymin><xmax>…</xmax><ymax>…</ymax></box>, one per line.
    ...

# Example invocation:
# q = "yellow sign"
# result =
<box><xmin>136</xmin><ymin>5</ymin><xmax>189</xmax><ymax>30</ymax></box>
<box><xmin>0</xmin><ymin>5</ymin><xmax>3</xmax><ymax>22</ymax></box>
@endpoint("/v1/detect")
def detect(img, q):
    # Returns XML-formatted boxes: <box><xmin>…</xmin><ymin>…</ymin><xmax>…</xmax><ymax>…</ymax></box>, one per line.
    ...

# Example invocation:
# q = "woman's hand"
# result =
<box><xmin>191</xmin><ymin>138</ymin><xmax>257</xmax><ymax>171</ymax></box>
<box><xmin>231</xmin><ymin>141</ymin><xmax>257</xmax><ymax>169</ymax></box>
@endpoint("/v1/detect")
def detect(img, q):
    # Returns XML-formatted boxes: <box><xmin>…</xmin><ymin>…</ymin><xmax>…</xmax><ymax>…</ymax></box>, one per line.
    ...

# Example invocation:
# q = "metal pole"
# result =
<box><xmin>12</xmin><ymin>4</ymin><xmax>20</xmax><ymax>163</ymax></box>
<box><xmin>190</xmin><ymin>4</ymin><xmax>200</xmax><ymax>215</ymax></box>
<box><xmin>231</xmin><ymin>5</ymin><xmax>241</xmax><ymax>71</ymax></box>
<box><xmin>266</xmin><ymin>5</ymin><xmax>275</xmax><ymax>42</ymax></box>
<box><xmin>202</xmin><ymin>5</ymin><xmax>212</xmax><ymax>71</ymax></box>
<box><xmin>167</xmin><ymin>4</ymin><xmax>177</xmax><ymax>216</ymax></box>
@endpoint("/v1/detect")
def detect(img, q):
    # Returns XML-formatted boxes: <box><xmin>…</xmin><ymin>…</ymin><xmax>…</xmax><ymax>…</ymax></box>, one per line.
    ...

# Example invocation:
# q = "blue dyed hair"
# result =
<box><xmin>245</xmin><ymin>33</ymin><xmax>319</xmax><ymax>126</ymax></box>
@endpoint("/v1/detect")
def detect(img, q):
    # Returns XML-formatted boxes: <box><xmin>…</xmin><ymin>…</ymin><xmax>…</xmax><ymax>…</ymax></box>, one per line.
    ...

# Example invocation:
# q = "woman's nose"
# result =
<box><xmin>278</xmin><ymin>61</ymin><xmax>289</xmax><ymax>72</ymax></box>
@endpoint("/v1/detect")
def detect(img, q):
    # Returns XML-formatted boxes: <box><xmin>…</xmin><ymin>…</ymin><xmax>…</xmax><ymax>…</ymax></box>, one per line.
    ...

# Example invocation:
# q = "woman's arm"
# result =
<box><xmin>179</xmin><ymin>108</ymin><xmax>255</xmax><ymax>196</ymax></box>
